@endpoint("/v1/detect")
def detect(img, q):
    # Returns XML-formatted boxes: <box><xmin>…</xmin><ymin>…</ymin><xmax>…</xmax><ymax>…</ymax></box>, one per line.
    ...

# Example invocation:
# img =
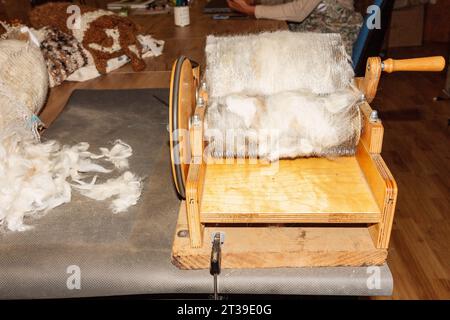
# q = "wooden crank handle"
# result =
<box><xmin>382</xmin><ymin>56</ymin><xmax>446</xmax><ymax>73</ymax></box>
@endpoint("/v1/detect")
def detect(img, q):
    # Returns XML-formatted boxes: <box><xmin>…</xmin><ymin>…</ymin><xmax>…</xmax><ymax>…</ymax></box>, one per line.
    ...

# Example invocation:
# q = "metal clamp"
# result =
<box><xmin>211</xmin><ymin>231</ymin><xmax>225</xmax><ymax>244</ymax></box>
<box><xmin>210</xmin><ymin>232</ymin><xmax>225</xmax><ymax>300</ymax></box>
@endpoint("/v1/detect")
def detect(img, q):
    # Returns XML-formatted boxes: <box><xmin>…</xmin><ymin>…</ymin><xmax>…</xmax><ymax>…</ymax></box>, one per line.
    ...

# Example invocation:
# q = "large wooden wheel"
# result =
<box><xmin>169</xmin><ymin>56</ymin><xmax>197</xmax><ymax>199</ymax></box>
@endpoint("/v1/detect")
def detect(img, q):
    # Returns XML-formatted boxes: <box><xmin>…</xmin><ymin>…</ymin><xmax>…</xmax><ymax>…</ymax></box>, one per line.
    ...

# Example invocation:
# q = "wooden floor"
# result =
<box><xmin>373</xmin><ymin>44</ymin><xmax>449</xmax><ymax>299</ymax></box>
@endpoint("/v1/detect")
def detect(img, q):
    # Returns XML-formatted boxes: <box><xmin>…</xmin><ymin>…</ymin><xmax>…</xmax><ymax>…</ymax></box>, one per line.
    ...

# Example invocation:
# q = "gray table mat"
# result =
<box><xmin>0</xmin><ymin>89</ymin><xmax>393</xmax><ymax>298</ymax></box>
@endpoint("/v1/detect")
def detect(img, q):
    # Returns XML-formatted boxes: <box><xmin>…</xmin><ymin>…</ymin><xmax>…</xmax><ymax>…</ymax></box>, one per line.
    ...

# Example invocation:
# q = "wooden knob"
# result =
<box><xmin>382</xmin><ymin>56</ymin><xmax>446</xmax><ymax>73</ymax></box>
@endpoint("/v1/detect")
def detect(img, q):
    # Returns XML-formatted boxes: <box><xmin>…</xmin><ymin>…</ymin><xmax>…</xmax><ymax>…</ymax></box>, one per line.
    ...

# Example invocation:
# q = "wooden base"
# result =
<box><xmin>172</xmin><ymin>203</ymin><xmax>387</xmax><ymax>270</ymax></box>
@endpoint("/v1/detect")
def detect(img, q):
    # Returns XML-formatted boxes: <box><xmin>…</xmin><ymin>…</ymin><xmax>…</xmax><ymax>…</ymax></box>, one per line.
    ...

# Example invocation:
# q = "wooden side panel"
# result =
<box><xmin>185</xmin><ymin>102</ymin><xmax>207</xmax><ymax>248</ymax></box>
<box><xmin>356</xmin><ymin>143</ymin><xmax>387</xmax><ymax>212</ymax></box>
<box><xmin>359</xmin><ymin>102</ymin><xmax>384</xmax><ymax>154</ymax></box>
<box><xmin>356</xmin><ymin>142</ymin><xmax>398</xmax><ymax>249</ymax></box>
<box><xmin>185</xmin><ymin>162</ymin><xmax>206</xmax><ymax>248</ymax></box>
<box><xmin>368</xmin><ymin>156</ymin><xmax>398</xmax><ymax>249</ymax></box>
<box><xmin>172</xmin><ymin>203</ymin><xmax>388</xmax><ymax>269</ymax></box>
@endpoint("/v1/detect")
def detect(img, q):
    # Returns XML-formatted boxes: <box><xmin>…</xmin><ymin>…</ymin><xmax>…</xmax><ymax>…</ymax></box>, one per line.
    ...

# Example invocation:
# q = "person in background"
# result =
<box><xmin>226</xmin><ymin>0</ymin><xmax>363</xmax><ymax>55</ymax></box>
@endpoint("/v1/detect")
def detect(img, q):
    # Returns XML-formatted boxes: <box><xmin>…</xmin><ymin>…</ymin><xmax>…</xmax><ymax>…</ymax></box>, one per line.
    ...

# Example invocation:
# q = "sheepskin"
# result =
<box><xmin>66</xmin><ymin>34</ymin><xmax>164</xmax><ymax>83</ymax></box>
<box><xmin>0</xmin><ymin>128</ymin><xmax>142</xmax><ymax>232</ymax></box>
<box><xmin>29</xmin><ymin>3</ymin><xmax>146</xmax><ymax>74</ymax></box>
<box><xmin>37</xmin><ymin>27</ymin><xmax>89</xmax><ymax>87</ymax></box>
<box><xmin>204</xmin><ymin>87</ymin><xmax>363</xmax><ymax>161</ymax></box>
<box><xmin>205</xmin><ymin>31</ymin><xmax>355</xmax><ymax>98</ymax></box>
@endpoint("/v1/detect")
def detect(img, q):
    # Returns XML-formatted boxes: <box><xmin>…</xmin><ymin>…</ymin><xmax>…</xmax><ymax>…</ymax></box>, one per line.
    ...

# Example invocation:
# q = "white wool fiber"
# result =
<box><xmin>98</xmin><ymin>140</ymin><xmax>132</xmax><ymax>170</ymax></box>
<box><xmin>205</xmin><ymin>31</ymin><xmax>354</xmax><ymax>98</ymax></box>
<box><xmin>73</xmin><ymin>171</ymin><xmax>142</xmax><ymax>214</ymax></box>
<box><xmin>0</xmin><ymin>128</ymin><xmax>141</xmax><ymax>232</ymax></box>
<box><xmin>204</xmin><ymin>87</ymin><xmax>363</xmax><ymax>161</ymax></box>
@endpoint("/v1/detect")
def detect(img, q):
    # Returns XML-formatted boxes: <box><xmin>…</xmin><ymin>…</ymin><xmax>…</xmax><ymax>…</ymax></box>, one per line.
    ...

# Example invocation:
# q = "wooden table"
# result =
<box><xmin>39</xmin><ymin>0</ymin><xmax>287</xmax><ymax>126</ymax></box>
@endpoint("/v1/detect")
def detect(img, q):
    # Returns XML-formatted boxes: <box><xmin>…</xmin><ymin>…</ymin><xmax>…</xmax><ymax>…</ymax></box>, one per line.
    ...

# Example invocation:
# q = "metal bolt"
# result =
<box><xmin>197</xmin><ymin>96</ymin><xmax>204</xmax><ymax>107</ymax></box>
<box><xmin>177</xmin><ymin>230</ymin><xmax>189</xmax><ymax>238</ymax></box>
<box><xmin>370</xmin><ymin>110</ymin><xmax>379</xmax><ymax>122</ymax></box>
<box><xmin>192</xmin><ymin>114</ymin><xmax>201</xmax><ymax>126</ymax></box>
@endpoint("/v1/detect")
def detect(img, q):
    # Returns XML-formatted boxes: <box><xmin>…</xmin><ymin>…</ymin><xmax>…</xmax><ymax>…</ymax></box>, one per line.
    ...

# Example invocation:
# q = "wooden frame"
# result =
<box><xmin>172</xmin><ymin>203</ymin><xmax>388</xmax><ymax>269</ymax></box>
<box><xmin>170</xmin><ymin>56</ymin><xmax>444</xmax><ymax>269</ymax></box>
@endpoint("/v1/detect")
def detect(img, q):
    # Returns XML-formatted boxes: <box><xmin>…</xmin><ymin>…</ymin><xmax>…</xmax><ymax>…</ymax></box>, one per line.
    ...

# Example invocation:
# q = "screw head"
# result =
<box><xmin>370</xmin><ymin>110</ymin><xmax>379</xmax><ymax>122</ymax></box>
<box><xmin>192</xmin><ymin>114</ymin><xmax>201</xmax><ymax>127</ymax></box>
<box><xmin>197</xmin><ymin>96</ymin><xmax>204</xmax><ymax>106</ymax></box>
<box><xmin>177</xmin><ymin>230</ymin><xmax>189</xmax><ymax>238</ymax></box>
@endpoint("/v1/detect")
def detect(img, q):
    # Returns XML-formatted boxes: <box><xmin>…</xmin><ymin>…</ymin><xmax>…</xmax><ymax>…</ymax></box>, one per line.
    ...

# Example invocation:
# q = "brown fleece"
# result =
<box><xmin>29</xmin><ymin>2</ymin><xmax>146</xmax><ymax>74</ymax></box>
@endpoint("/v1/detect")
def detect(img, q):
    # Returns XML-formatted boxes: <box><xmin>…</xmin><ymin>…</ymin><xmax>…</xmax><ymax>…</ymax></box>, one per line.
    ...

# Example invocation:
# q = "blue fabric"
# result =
<box><xmin>352</xmin><ymin>0</ymin><xmax>386</xmax><ymax>69</ymax></box>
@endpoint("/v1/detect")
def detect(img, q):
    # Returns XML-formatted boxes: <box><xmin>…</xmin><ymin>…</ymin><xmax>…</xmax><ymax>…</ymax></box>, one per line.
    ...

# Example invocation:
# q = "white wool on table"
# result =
<box><xmin>90</xmin><ymin>139</ymin><xmax>133</xmax><ymax>170</ymax></box>
<box><xmin>205</xmin><ymin>31</ymin><xmax>355</xmax><ymax>98</ymax></box>
<box><xmin>72</xmin><ymin>171</ymin><xmax>142</xmax><ymax>214</ymax></box>
<box><xmin>204</xmin><ymin>87</ymin><xmax>363</xmax><ymax>161</ymax></box>
<box><xmin>0</xmin><ymin>128</ymin><xmax>142</xmax><ymax>232</ymax></box>
<box><xmin>138</xmin><ymin>35</ymin><xmax>165</xmax><ymax>58</ymax></box>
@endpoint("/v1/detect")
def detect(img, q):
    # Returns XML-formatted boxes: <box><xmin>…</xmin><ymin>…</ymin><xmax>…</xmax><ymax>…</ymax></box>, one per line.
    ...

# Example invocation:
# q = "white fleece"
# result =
<box><xmin>0</xmin><ymin>128</ymin><xmax>142</xmax><ymax>232</ymax></box>
<box><xmin>204</xmin><ymin>87</ymin><xmax>363</xmax><ymax>161</ymax></box>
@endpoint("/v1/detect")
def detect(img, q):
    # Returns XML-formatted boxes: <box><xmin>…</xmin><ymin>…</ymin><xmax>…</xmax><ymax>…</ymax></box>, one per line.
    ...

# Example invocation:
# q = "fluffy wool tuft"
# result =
<box><xmin>90</xmin><ymin>139</ymin><xmax>132</xmax><ymax>170</ymax></box>
<box><xmin>0</xmin><ymin>128</ymin><xmax>142</xmax><ymax>232</ymax></box>
<box><xmin>72</xmin><ymin>171</ymin><xmax>142</xmax><ymax>214</ymax></box>
<box><xmin>204</xmin><ymin>87</ymin><xmax>363</xmax><ymax>161</ymax></box>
